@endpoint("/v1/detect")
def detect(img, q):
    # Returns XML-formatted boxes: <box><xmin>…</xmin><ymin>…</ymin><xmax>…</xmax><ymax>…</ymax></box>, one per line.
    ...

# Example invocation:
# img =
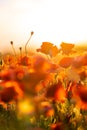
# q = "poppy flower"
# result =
<box><xmin>45</xmin><ymin>108</ymin><xmax>54</xmax><ymax>117</ymax></box>
<box><xmin>19</xmin><ymin>56</ymin><xmax>31</xmax><ymax>66</ymax></box>
<box><xmin>31</xmin><ymin>55</ymin><xmax>58</xmax><ymax>73</ymax></box>
<box><xmin>19</xmin><ymin>56</ymin><xmax>57</xmax><ymax>94</ymax></box>
<box><xmin>14</xmin><ymin>66</ymin><xmax>26</xmax><ymax>81</ymax></box>
<box><xmin>0</xmin><ymin>68</ymin><xmax>15</xmax><ymax>81</ymax></box>
<box><xmin>60</xmin><ymin>42</ymin><xmax>75</xmax><ymax>55</ymax></box>
<box><xmin>0</xmin><ymin>81</ymin><xmax>23</xmax><ymax>103</ymax></box>
<box><xmin>59</xmin><ymin>57</ymin><xmax>74</xmax><ymax>68</ymax></box>
<box><xmin>78</xmin><ymin>70</ymin><xmax>87</xmax><ymax>80</ymax></box>
<box><xmin>73</xmin><ymin>53</ymin><xmax>87</xmax><ymax>68</ymax></box>
<box><xmin>50</xmin><ymin>45</ymin><xmax>59</xmax><ymax>57</ymax></box>
<box><xmin>0</xmin><ymin>87</ymin><xmax>18</xmax><ymax>103</ymax></box>
<box><xmin>37</xmin><ymin>42</ymin><xmax>53</xmax><ymax>54</ymax></box>
<box><xmin>21</xmin><ymin>72</ymin><xmax>47</xmax><ymax>95</ymax></box>
<box><xmin>45</xmin><ymin>80</ymin><xmax>66</xmax><ymax>102</ymax></box>
<box><xmin>38</xmin><ymin>101</ymin><xmax>54</xmax><ymax>117</ymax></box>
<box><xmin>36</xmin><ymin>42</ymin><xmax>59</xmax><ymax>57</ymax></box>
<box><xmin>72</xmin><ymin>83</ymin><xmax>87</xmax><ymax>110</ymax></box>
<box><xmin>3</xmin><ymin>54</ymin><xmax>15</xmax><ymax>65</ymax></box>
<box><xmin>51</xmin><ymin>122</ymin><xmax>64</xmax><ymax>130</ymax></box>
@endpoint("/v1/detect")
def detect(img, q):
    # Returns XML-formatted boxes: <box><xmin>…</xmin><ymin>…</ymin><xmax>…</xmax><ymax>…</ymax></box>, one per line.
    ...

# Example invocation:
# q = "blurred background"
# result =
<box><xmin>0</xmin><ymin>0</ymin><xmax>87</xmax><ymax>53</ymax></box>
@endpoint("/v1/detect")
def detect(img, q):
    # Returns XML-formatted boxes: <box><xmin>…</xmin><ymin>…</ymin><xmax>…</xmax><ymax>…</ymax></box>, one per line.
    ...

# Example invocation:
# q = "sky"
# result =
<box><xmin>0</xmin><ymin>0</ymin><xmax>87</xmax><ymax>52</ymax></box>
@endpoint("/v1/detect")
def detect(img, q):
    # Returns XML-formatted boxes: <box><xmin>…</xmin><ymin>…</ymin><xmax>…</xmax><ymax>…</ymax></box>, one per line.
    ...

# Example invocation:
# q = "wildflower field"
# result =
<box><xmin>0</xmin><ymin>33</ymin><xmax>87</xmax><ymax>130</ymax></box>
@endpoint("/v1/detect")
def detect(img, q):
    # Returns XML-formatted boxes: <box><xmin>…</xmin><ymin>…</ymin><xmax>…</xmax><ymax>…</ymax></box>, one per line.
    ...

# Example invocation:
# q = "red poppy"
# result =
<box><xmin>45</xmin><ymin>80</ymin><xmax>66</xmax><ymax>102</ymax></box>
<box><xmin>21</xmin><ymin>72</ymin><xmax>47</xmax><ymax>95</ymax></box>
<box><xmin>78</xmin><ymin>70</ymin><xmax>87</xmax><ymax>80</ymax></box>
<box><xmin>0</xmin><ymin>68</ymin><xmax>15</xmax><ymax>81</ymax></box>
<box><xmin>0</xmin><ymin>87</ymin><xmax>18</xmax><ymax>102</ymax></box>
<box><xmin>72</xmin><ymin>83</ymin><xmax>87</xmax><ymax>110</ymax></box>
<box><xmin>51</xmin><ymin>122</ymin><xmax>64</xmax><ymax>130</ymax></box>
<box><xmin>19</xmin><ymin>56</ymin><xmax>31</xmax><ymax>66</ymax></box>
<box><xmin>0</xmin><ymin>81</ymin><xmax>23</xmax><ymax>103</ymax></box>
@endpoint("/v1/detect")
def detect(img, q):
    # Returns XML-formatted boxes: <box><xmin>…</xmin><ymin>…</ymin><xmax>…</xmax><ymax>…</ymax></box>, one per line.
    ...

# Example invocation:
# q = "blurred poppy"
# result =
<box><xmin>45</xmin><ymin>80</ymin><xmax>66</xmax><ymax>102</ymax></box>
<box><xmin>39</xmin><ymin>101</ymin><xmax>54</xmax><ymax>116</ymax></box>
<box><xmin>0</xmin><ymin>66</ymin><xmax>26</xmax><ymax>82</ymax></box>
<box><xmin>49</xmin><ymin>45</ymin><xmax>59</xmax><ymax>57</ymax></box>
<box><xmin>73</xmin><ymin>53</ymin><xmax>87</xmax><ymax>68</ymax></box>
<box><xmin>0</xmin><ymin>81</ymin><xmax>23</xmax><ymax>103</ymax></box>
<box><xmin>14</xmin><ymin>66</ymin><xmax>27</xmax><ymax>81</ymax></box>
<box><xmin>21</xmin><ymin>72</ymin><xmax>47</xmax><ymax>95</ymax></box>
<box><xmin>59</xmin><ymin>57</ymin><xmax>74</xmax><ymax>68</ymax></box>
<box><xmin>31</xmin><ymin>55</ymin><xmax>58</xmax><ymax>73</ymax></box>
<box><xmin>72</xmin><ymin>83</ymin><xmax>87</xmax><ymax>110</ymax></box>
<box><xmin>3</xmin><ymin>54</ymin><xmax>15</xmax><ymax>65</ymax></box>
<box><xmin>45</xmin><ymin>108</ymin><xmax>54</xmax><ymax>117</ymax></box>
<box><xmin>0</xmin><ymin>87</ymin><xmax>18</xmax><ymax>103</ymax></box>
<box><xmin>0</xmin><ymin>68</ymin><xmax>15</xmax><ymax>81</ymax></box>
<box><xmin>37</xmin><ymin>42</ymin><xmax>59</xmax><ymax>57</ymax></box>
<box><xmin>78</xmin><ymin>70</ymin><xmax>87</xmax><ymax>80</ymax></box>
<box><xmin>51</xmin><ymin>122</ymin><xmax>64</xmax><ymax>130</ymax></box>
<box><xmin>37</xmin><ymin>42</ymin><xmax>53</xmax><ymax>54</ymax></box>
<box><xmin>19</xmin><ymin>56</ymin><xmax>31</xmax><ymax>66</ymax></box>
<box><xmin>60</xmin><ymin>42</ymin><xmax>75</xmax><ymax>55</ymax></box>
<box><xmin>35</xmin><ymin>73</ymin><xmax>57</xmax><ymax>94</ymax></box>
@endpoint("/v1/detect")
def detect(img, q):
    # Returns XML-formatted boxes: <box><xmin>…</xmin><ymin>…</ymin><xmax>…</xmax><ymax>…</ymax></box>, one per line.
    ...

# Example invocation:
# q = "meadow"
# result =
<box><xmin>0</xmin><ymin>36</ymin><xmax>87</xmax><ymax>130</ymax></box>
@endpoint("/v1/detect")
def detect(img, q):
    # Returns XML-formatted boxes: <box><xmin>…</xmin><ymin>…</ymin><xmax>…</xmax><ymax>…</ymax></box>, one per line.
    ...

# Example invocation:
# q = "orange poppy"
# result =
<box><xmin>60</xmin><ymin>42</ymin><xmax>75</xmax><ymax>55</ymax></box>
<box><xmin>0</xmin><ymin>87</ymin><xmax>18</xmax><ymax>103</ymax></box>
<box><xmin>51</xmin><ymin>122</ymin><xmax>64</xmax><ymax>130</ymax></box>
<box><xmin>73</xmin><ymin>53</ymin><xmax>87</xmax><ymax>68</ymax></box>
<box><xmin>0</xmin><ymin>81</ymin><xmax>23</xmax><ymax>103</ymax></box>
<box><xmin>19</xmin><ymin>56</ymin><xmax>31</xmax><ymax>66</ymax></box>
<box><xmin>78</xmin><ymin>70</ymin><xmax>87</xmax><ymax>80</ymax></box>
<box><xmin>59</xmin><ymin>57</ymin><xmax>74</xmax><ymax>68</ymax></box>
<box><xmin>0</xmin><ymin>68</ymin><xmax>15</xmax><ymax>81</ymax></box>
<box><xmin>45</xmin><ymin>80</ymin><xmax>66</xmax><ymax>102</ymax></box>
<box><xmin>3</xmin><ymin>54</ymin><xmax>15</xmax><ymax>65</ymax></box>
<box><xmin>36</xmin><ymin>42</ymin><xmax>59</xmax><ymax>57</ymax></box>
<box><xmin>31</xmin><ymin>55</ymin><xmax>58</xmax><ymax>73</ymax></box>
<box><xmin>72</xmin><ymin>83</ymin><xmax>87</xmax><ymax>110</ymax></box>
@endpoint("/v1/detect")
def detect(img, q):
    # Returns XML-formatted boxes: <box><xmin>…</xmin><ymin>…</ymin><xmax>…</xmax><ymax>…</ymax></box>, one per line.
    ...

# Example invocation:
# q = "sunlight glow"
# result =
<box><xmin>0</xmin><ymin>0</ymin><xmax>87</xmax><ymax>52</ymax></box>
<box><xmin>18</xmin><ymin>99</ymin><xmax>34</xmax><ymax>114</ymax></box>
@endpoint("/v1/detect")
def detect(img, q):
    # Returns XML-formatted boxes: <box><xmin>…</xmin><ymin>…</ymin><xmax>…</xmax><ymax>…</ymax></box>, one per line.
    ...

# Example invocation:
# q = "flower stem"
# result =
<box><xmin>19</xmin><ymin>47</ymin><xmax>22</xmax><ymax>58</ymax></box>
<box><xmin>25</xmin><ymin>31</ymin><xmax>34</xmax><ymax>56</ymax></box>
<box><xmin>10</xmin><ymin>41</ymin><xmax>16</xmax><ymax>57</ymax></box>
